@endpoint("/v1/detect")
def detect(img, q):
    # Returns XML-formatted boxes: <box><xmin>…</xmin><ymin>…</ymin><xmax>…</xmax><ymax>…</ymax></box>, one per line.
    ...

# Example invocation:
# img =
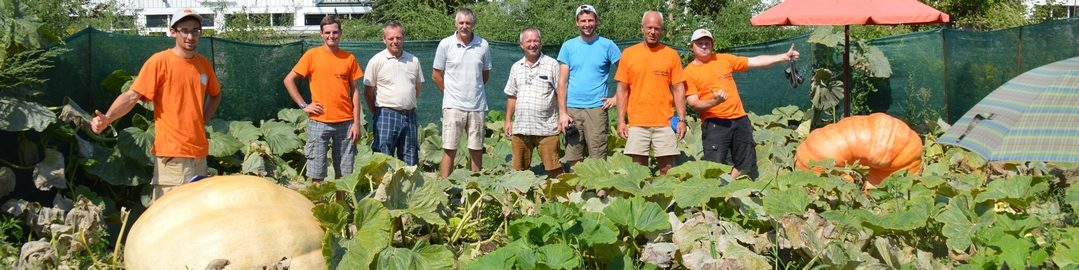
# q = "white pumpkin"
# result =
<box><xmin>124</xmin><ymin>175</ymin><xmax>325</xmax><ymax>269</ymax></box>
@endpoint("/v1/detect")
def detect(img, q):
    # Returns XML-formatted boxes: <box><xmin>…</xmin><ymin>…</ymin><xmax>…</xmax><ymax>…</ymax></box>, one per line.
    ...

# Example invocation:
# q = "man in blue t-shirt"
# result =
<box><xmin>557</xmin><ymin>4</ymin><xmax>622</xmax><ymax>169</ymax></box>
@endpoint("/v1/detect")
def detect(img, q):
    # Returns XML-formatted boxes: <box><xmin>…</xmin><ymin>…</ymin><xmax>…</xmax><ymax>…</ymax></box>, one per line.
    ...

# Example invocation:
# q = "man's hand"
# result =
<box><xmin>786</xmin><ymin>43</ymin><xmax>800</xmax><ymax>61</ymax></box>
<box><xmin>503</xmin><ymin>121</ymin><xmax>513</xmax><ymax>138</ymax></box>
<box><xmin>617</xmin><ymin>121</ymin><xmax>628</xmax><ymax>139</ymax></box>
<box><xmin>558</xmin><ymin>113</ymin><xmax>572</xmax><ymax>133</ymax></box>
<box><xmin>676</xmin><ymin>121</ymin><xmax>687</xmax><ymax>140</ymax></box>
<box><xmin>303</xmin><ymin>102</ymin><xmax>324</xmax><ymax>115</ymax></box>
<box><xmin>710</xmin><ymin>88</ymin><xmax>728</xmax><ymax>105</ymax></box>
<box><xmin>347</xmin><ymin>122</ymin><xmax>361</xmax><ymax>143</ymax></box>
<box><xmin>601</xmin><ymin>97</ymin><xmax>616</xmax><ymax>110</ymax></box>
<box><xmin>91</xmin><ymin>110</ymin><xmax>110</xmax><ymax>134</ymax></box>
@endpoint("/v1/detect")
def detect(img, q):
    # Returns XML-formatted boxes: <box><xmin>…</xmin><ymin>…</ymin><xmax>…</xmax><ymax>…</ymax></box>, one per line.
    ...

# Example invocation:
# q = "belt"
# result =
<box><xmin>378</xmin><ymin>107</ymin><xmax>415</xmax><ymax>114</ymax></box>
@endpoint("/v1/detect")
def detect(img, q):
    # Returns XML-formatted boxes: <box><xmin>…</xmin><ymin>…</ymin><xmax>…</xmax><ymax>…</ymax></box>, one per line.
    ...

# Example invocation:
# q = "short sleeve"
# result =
<box><xmin>131</xmin><ymin>54</ymin><xmax>163</xmax><ymax>102</ymax></box>
<box><xmin>669</xmin><ymin>51</ymin><xmax>685</xmax><ymax>84</ymax></box>
<box><xmin>203</xmin><ymin>58</ymin><xmax>221</xmax><ymax>97</ymax></box>
<box><xmin>363</xmin><ymin>56</ymin><xmax>380</xmax><ymax>87</ymax></box>
<box><xmin>725</xmin><ymin>54</ymin><xmax>750</xmax><ymax>73</ymax></box>
<box><xmin>607</xmin><ymin>41</ymin><xmax>622</xmax><ymax>64</ymax></box>
<box><xmin>291</xmin><ymin>51</ymin><xmax>312</xmax><ymax>77</ymax></box>
<box><xmin>503</xmin><ymin>65</ymin><xmax>519</xmax><ymax>96</ymax></box>
<box><xmin>413</xmin><ymin>56</ymin><xmax>425</xmax><ymax>83</ymax></box>
<box><xmin>349</xmin><ymin>56</ymin><xmax>363</xmax><ymax>81</ymax></box>
<box><xmin>556</xmin><ymin>41</ymin><xmax>570</xmax><ymax>64</ymax></box>
<box><xmin>482</xmin><ymin>42</ymin><xmax>493</xmax><ymax>70</ymax></box>
<box><xmin>683</xmin><ymin>67</ymin><xmax>699</xmax><ymax>97</ymax></box>
<box><xmin>614</xmin><ymin>49</ymin><xmax>630</xmax><ymax>83</ymax></box>
<box><xmin>432</xmin><ymin>40</ymin><xmax>447</xmax><ymax>70</ymax></box>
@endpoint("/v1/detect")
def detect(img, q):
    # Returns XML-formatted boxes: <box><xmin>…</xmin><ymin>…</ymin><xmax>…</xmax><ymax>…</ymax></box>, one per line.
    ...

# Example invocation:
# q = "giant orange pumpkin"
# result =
<box><xmin>124</xmin><ymin>175</ymin><xmax>325</xmax><ymax>269</ymax></box>
<box><xmin>794</xmin><ymin>113</ymin><xmax>923</xmax><ymax>188</ymax></box>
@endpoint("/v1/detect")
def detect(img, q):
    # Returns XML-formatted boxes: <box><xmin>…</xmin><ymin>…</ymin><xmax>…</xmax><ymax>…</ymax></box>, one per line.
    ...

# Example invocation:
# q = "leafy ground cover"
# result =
<box><xmin>3</xmin><ymin>98</ymin><xmax>1078</xmax><ymax>269</ymax></box>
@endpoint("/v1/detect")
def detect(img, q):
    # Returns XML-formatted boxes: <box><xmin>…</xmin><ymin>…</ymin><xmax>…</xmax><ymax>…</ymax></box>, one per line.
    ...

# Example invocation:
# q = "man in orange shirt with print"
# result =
<box><xmin>284</xmin><ymin>15</ymin><xmax>363</xmax><ymax>183</ymax></box>
<box><xmin>683</xmin><ymin>28</ymin><xmax>798</xmax><ymax>179</ymax></box>
<box><xmin>91</xmin><ymin>9</ymin><xmax>222</xmax><ymax>201</ymax></box>
<box><xmin>614</xmin><ymin>11</ymin><xmax>687</xmax><ymax>175</ymax></box>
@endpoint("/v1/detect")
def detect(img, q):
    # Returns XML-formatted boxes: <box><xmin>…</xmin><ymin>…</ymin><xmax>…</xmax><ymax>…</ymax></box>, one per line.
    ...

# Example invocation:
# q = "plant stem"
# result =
<box><xmin>112</xmin><ymin>207</ymin><xmax>131</xmax><ymax>265</ymax></box>
<box><xmin>450</xmin><ymin>191</ymin><xmax>485</xmax><ymax>243</ymax></box>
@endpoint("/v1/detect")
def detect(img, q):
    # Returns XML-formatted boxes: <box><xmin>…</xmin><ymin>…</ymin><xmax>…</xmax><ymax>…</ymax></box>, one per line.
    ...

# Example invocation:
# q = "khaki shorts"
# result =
<box><xmin>442</xmin><ymin>108</ymin><xmax>485</xmax><ymax>151</ymax></box>
<box><xmin>624</xmin><ymin>126</ymin><xmax>680</xmax><ymax>157</ymax></box>
<box><xmin>511</xmin><ymin>134</ymin><xmax>562</xmax><ymax>171</ymax></box>
<box><xmin>564</xmin><ymin>107</ymin><xmax>609</xmax><ymax>161</ymax></box>
<box><xmin>152</xmin><ymin>157</ymin><xmax>208</xmax><ymax>201</ymax></box>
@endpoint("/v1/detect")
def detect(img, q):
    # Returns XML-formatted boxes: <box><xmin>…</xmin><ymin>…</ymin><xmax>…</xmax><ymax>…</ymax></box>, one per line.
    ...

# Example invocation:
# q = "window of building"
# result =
<box><xmin>146</xmin><ymin>14</ymin><xmax>169</xmax><ymax>28</ymax></box>
<box><xmin>201</xmin><ymin>14</ymin><xmax>215</xmax><ymax>27</ymax></box>
<box><xmin>304</xmin><ymin>13</ymin><xmax>362</xmax><ymax>25</ymax></box>
<box><xmin>271</xmin><ymin>13</ymin><xmax>292</xmax><ymax>26</ymax></box>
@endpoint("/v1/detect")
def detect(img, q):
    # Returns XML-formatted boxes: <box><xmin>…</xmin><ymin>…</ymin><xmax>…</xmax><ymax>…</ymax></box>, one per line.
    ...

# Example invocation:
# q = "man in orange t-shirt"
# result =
<box><xmin>614</xmin><ymin>11</ymin><xmax>688</xmax><ymax>175</ymax></box>
<box><xmin>284</xmin><ymin>15</ymin><xmax>363</xmax><ymax>183</ymax></box>
<box><xmin>683</xmin><ymin>28</ymin><xmax>799</xmax><ymax>179</ymax></box>
<box><xmin>91</xmin><ymin>9</ymin><xmax>221</xmax><ymax>201</ymax></box>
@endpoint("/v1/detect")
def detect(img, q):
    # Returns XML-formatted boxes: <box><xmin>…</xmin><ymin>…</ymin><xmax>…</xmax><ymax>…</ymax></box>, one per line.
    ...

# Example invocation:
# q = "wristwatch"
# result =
<box><xmin>298</xmin><ymin>102</ymin><xmax>307</xmax><ymax>109</ymax></box>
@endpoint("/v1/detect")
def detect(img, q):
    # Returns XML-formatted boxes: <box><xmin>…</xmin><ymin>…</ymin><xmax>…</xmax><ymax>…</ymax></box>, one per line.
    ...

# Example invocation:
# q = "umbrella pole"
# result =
<box><xmin>843</xmin><ymin>25</ymin><xmax>852</xmax><ymax>117</ymax></box>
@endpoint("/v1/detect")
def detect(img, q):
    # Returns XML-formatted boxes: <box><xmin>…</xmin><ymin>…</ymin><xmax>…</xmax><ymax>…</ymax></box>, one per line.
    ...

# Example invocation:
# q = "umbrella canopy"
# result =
<box><xmin>750</xmin><ymin>0</ymin><xmax>950</xmax><ymax>26</ymax></box>
<box><xmin>751</xmin><ymin>0</ymin><xmax>949</xmax><ymax>115</ymax></box>
<box><xmin>938</xmin><ymin>56</ymin><xmax>1079</xmax><ymax>162</ymax></box>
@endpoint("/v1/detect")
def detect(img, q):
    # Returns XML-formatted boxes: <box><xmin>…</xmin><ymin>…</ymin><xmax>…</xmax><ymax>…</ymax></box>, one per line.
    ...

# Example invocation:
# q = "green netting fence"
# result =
<box><xmin>40</xmin><ymin>18</ymin><xmax>1078</xmax><ymax>126</ymax></box>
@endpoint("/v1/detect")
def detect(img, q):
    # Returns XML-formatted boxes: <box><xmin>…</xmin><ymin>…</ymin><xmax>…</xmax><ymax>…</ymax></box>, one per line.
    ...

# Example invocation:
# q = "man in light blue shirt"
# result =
<box><xmin>433</xmin><ymin>7</ymin><xmax>492</xmax><ymax>178</ymax></box>
<box><xmin>557</xmin><ymin>4</ymin><xmax>621</xmax><ymax>169</ymax></box>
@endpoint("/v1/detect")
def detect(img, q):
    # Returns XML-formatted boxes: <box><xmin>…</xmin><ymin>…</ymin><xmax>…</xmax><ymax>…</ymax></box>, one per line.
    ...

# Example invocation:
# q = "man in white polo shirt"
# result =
<box><xmin>364</xmin><ymin>21</ymin><xmax>424</xmax><ymax>166</ymax></box>
<box><xmin>432</xmin><ymin>7</ymin><xmax>492</xmax><ymax>178</ymax></box>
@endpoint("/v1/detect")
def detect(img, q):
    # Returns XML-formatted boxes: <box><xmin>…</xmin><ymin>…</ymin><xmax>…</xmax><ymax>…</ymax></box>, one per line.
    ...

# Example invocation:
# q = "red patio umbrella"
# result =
<box><xmin>750</xmin><ymin>0</ymin><xmax>949</xmax><ymax>116</ymax></box>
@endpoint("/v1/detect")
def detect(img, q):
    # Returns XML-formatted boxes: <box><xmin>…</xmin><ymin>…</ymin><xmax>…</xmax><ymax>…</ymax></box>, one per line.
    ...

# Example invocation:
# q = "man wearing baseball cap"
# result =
<box><xmin>556</xmin><ymin>4</ymin><xmax>622</xmax><ymax>170</ymax></box>
<box><xmin>91</xmin><ymin>8</ymin><xmax>222</xmax><ymax>202</ymax></box>
<box><xmin>683</xmin><ymin>28</ymin><xmax>799</xmax><ymax>179</ymax></box>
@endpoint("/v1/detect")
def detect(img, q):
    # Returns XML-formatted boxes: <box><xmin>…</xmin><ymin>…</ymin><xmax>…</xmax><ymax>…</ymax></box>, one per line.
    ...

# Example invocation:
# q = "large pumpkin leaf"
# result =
<box><xmin>228</xmin><ymin>121</ymin><xmax>260</xmax><ymax>145</ymax></box>
<box><xmin>497</xmin><ymin>170</ymin><xmax>543</xmax><ymax>194</ymax></box>
<box><xmin>1066</xmin><ymin>184</ymin><xmax>1079</xmax><ymax>215</ymax></box>
<box><xmin>975</xmin><ymin>176</ymin><xmax>1049</xmax><ymax>208</ymax></box>
<box><xmin>1052</xmin><ymin>235</ymin><xmax>1079</xmax><ymax>268</ymax></box>
<box><xmin>118</xmin><ymin>126</ymin><xmax>154</xmax><ymax>165</ymax></box>
<box><xmin>573</xmin><ymin>155</ymin><xmax>649</xmax><ymax>195</ymax></box>
<box><xmin>58</xmin><ymin>97</ymin><xmax>91</xmax><ymax>129</ymax></box>
<box><xmin>32</xmin><ymin>148</ymin><xmax>66</xmax><ymax>191</ymax></box>
<box><xmin>808</xmin><ymin>26</ymin><xmax>843</xmax><ymax>47</ymax></box>
<box><xmin>82</xmin><ymin>145</ymin><xmax>150</xmax><ymax>186</ymax></box>
<box><xmin>509</xmin><ymin>215</ymin><xmax>561</xmax><ymax>245</ymax></box>
<box><xmin>673</xmin><ymin>177</ymin><xmax>722</xmax><ymax>207</ymax></box>
<box><xmin>539</xmin><ymin>203</ymin><xmax>581</xmax><ymax>225</ymax></box>
<box><xmin>810</xmin><ymin>68</ymin><xmax>845</xmax><ymax>110</ymax></box>
<box><xmin>375</xmin><ymin>243</ymin><xmax>453</xmax><ymax>270</ymax></box>
<box><xmin>277</xmin><ymin>108</ymin><xmax>308</xmax><ymax>129</ymax></box>
<box><xmin>100</xmin><ymin>69</ymin><xmax>133</xmax><ymax>93</ymax></box>
<box><xmin>938</xmin><ymin>195</ymin><xmax>992</xmax><ymax>252</ymax></box>
<box><xmin>667</xmin><ymin>160</ymin><xmax>729</xmax><ymax>179</ymax></box>
<box><xmin>466</xmin><ymin>240</ymin><xmax>536</xmax><ymax>270</ymax></box>
<box><xmin>641</xmin><ymin>175</ymin><xmax>679</xmax><ymax>198</ymax></box>
<box><xmin>865</xmin><ymin>196</ymin><xmax>934</xmax><ymax>232</ymax></box>
<box><xmin>260</xmin><ymin>120</ymin><xmax>303</xmax><ymax>155</ymax></box>
<box><xmin>380</xmin><ymin>169</ymin><xmax>448</xmax><ymax>226</ymax></box>
<box><xmin>603</xmin><ymin>197</ymin><xmax>670</xmax><ymax>237</ymax></box>
<box><xmin>338</xmin><ymin>199</ymin><xmax>393</xmax><ymax>269</ymax></box>
<box><xmin>858</xmin><ymin>45</ymin><xmax>892</xmax><ymax>78</ymax></box>
<box><xmin>568</xmin><ymin>212</ymin><xmax>618</xmax><ymax>246</ymax></box>
<box><xmin>312</xmin><ymin>202</ymin><xmax>349</xmax><ymax>236</ymax></box>
<box><xmin>763</xmin><ymin>188</ymin><xmax>813</xmax><ymax>217</ymax></box>
<box><xmin>0</xmin><ymin>96</ymin><xmax>56</xmax><ymax>132</ymax></box>
<box><xmin>537</xmin><ymin>243</ymin><xmax>578</xmax><ymax>270</ymax></box>
<box><xmin>208</xmin><ymin>131</ymin><xmax>242</xmax><ymax>157</ymax></box>
<box><xmin>0</xmin><ymin>167</ymin><xmax>14</xmax><ymax>198</ymax></box>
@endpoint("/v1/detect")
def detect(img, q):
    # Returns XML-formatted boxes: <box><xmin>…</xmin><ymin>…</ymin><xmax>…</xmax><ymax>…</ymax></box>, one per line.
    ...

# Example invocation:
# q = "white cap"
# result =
<box><xmin>690</xmin><ymin>28</ymin><xmax>713</xmax><ymax>42</ymax></box>
<box><xmin>169</xmin><ymin>8</ymin><xmax>203</xmax><ymax>28</ymax></box>
<box><xmin>575</xmin><ymin>4</ymin><xmax>597</xmax><ymax>17</ymax></box>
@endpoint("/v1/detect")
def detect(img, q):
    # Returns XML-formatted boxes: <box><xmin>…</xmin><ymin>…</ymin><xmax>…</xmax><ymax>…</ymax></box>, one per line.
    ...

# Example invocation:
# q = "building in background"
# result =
<box><xmin>89</xmin><ymin>0</ymin><xmax>372</xmax><ymax>35</ymax></box>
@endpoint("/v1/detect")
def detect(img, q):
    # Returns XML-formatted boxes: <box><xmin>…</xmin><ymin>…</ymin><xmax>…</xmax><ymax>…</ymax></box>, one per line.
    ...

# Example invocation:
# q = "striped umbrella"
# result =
<box><xmin>938</xmin><ymin>56</ymin><xmax>1079</xmax><ymax>162</ymax></box>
